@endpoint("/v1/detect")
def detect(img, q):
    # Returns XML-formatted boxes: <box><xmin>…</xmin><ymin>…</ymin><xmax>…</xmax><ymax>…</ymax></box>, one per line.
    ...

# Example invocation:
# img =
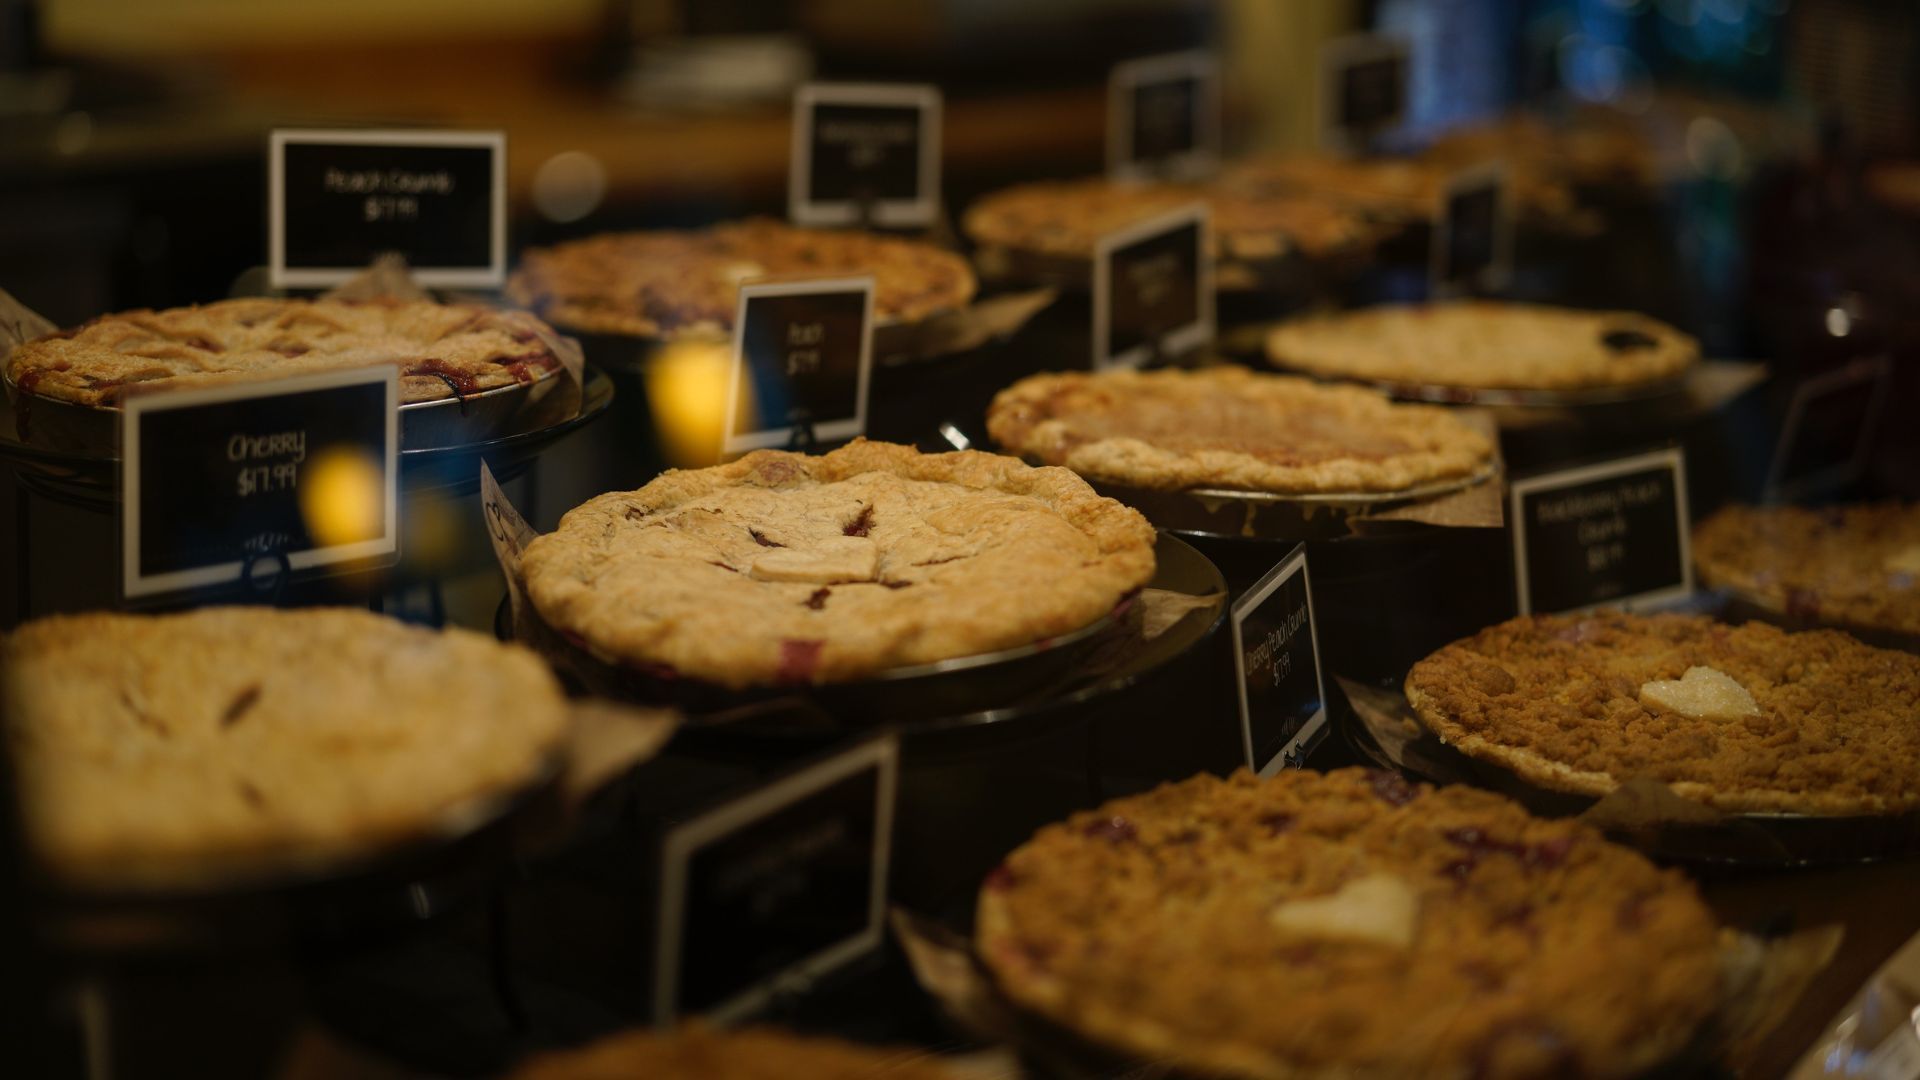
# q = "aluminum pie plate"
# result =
<box><xmin>38</xmin><ymin>751</ymin><xmax>567</xmax><ymax>954</ymax></box>
<box><xmin>1088</xmin><ymin>461</ymin><xmax>1499</xmax><ymax>542</ymax></box>
<box><xmin>1339</xmin><ymin>679</ymin><xmax>1920</xmax><ymax>867</ymax></box>
<box><xmin>2</xmin><ymin>362</ymin><xmax>566</xmax><ymax>457</ymax></box>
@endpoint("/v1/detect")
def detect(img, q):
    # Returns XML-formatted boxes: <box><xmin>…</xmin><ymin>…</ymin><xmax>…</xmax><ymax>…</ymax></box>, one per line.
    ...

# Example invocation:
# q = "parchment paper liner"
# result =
<box><xmin>1337</xmin><ymin>676</ymin><xmax>1920</xmax><ymax>866</ymax></box>
<box><xmin>895</xmin><ymin>905</ymin><xmax>1840</xmax><ymax>1080</ymax></box>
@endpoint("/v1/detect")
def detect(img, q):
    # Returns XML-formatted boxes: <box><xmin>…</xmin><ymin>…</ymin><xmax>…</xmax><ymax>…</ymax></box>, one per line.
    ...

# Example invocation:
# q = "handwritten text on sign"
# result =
<box><xmin>1510</xmin><ymin>448</ymin><xmax>1692</xmax><ymax>615</ymax></box>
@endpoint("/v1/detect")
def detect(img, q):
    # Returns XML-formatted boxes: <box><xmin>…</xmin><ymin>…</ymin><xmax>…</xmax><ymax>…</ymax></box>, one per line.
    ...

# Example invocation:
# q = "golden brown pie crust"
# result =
<box><xmin>1405</xmin><ymin>612</ymin><xmax>1920</xmax><ymax>816</ymax></box>
<box><xmin>1</xmin><ymin>607</ymin><xmax>570</xmax><ymax>891</ymax></box>
<box><xmin>987</xmin><ymin>367</ymin><xmax>1494</xmax><ymax>493</ymax></box>
<box><xmin>1694</xmin><ymin>502</ymin><xmax>1920</xmax><ymax>638</ymax></box>
<box><xmin>505</xmin><ymin>1026</ymin><xmax>958</xmax><ymax>1080</ymax></box>
<box><xmin>519</xmin><ymin>440</ymin><xmax>1156</xmax><ymax>689</ymax></box>
<box><xmin>506</xmin><ymin>218</ymin><xmax>976</xmax><ymax>339</ymax></box>
<box><xmin>977</xmin><ymin>767</ymin><xmax>1723</xmax><ymax>1080</ymax></box>
<box><xmin>5</xmin><ymin>298</ymin><xmax>565</xmax><ymax>407</ymax></box>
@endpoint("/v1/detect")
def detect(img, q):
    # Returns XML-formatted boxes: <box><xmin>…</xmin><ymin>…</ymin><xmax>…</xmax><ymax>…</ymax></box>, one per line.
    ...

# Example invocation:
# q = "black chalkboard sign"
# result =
<box><xmin>1231</xmin><ymin>544</ymin><xmax>1328</xmax><ymax>777</ymax></box>
<box><xmin>1107</xmin><ymin>50</ymin><xmax>1219</xmax><ymax>179</ymax></box>
<box><xmin>653</xmin><ymin>736</ymin><xmax>897</xmax><ymax>1023</ymax></box>
<box><xmin>1510</xmin><ymin>448</ymin><xmax>1692</xmax><ymax>615</ymax></box>
<box><xmin>270</xmin><ymin>129</ymin><xmax>504</xmax><ymax>288</ymax></box>
<box><xmin>725</xmin><ymin>277</ymin><xmax>875</xmax><ymax>453</ymax></box>
<box><xmin>1433</xmin><ymin>164</ymin><xmax>1510</xmax><ymax>295</ymax></box>
<box><xmin>789</xmin><ymin>83</ymin><xmax>941</xmax><ymax>228</ymax></box>
<box><xmin>1093</xmin><ymin>204</ymin><xmax>1213</xmax><ymax>369</ymax></box>
<box><xmin>1766</xmin><ymin>355</ymin><xmax>1892</xmax><ymax>500</ymax></box>
<box><xmin>1320</xmin><ymin>35</ymin><xmax>1409</xmax><ymax>149</ymax></box>
<box><xmin>121</xmin><ymin>367</ymin><xmax>399</xmax><ymax>598</ymax></box>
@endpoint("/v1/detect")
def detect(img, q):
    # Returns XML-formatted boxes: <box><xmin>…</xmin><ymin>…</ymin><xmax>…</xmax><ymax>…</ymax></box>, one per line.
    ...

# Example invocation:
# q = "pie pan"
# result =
<box><xmin>2</xmin><ymin>360</ymin><xmax>568</xmax><ymax>456</ymax></box>
<box><xmin>1338</xmin><ymin>676</ymin><xmax>1920</xmax><ymax>867</ymax></box>
<box><xmin>1083</xmin><ymin>461</ymin><xmax>1501</xmax><ymax>543</ymax></box>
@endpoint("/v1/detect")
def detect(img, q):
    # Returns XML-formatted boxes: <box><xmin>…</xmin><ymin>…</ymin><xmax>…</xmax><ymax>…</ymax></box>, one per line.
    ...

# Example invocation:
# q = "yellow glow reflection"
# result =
<box><xmin>299</xmin><ymin>446</ymin><xmax>384</xmax><ymax>547</ymax></box>
<box><xmin>645</xmin><ymin>339</ymin><xmax>742</xmax><ymax>467</ymax></box>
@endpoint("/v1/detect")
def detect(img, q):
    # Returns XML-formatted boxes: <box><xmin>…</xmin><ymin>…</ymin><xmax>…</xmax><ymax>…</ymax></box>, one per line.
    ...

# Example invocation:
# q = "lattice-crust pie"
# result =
<box><xmin>1266</xmin><ymin>301</ymin><xmax>1698</xmax><ymax>392</ymax></box>
<box><xmin>977</xmin><ymin>768</ymin><xmax>1723</xmax><ymax>1080</ymax></box>
<box><xmin>506</xmin><ymin>218</ymin><xmax>976</xmax><ymax>338</ymax></box>
<box><xmin>507</xmin><ymin>1026</ymin><xmax>957</xmax><ymax>1080</ymax></box>
<box><xmin>1</xmin><ymin>608</ymin><xmax>570</xmax><ymax>891</ymax></box>
<box><xmin>963</xmin><ymin>176</ymin><xmax>1381</xmax><ymax>263</ymax></box>
<box><xmin>519</xmin><ymin>440</ymin><xmax>1156</xmax><ymax>689</ymax></box>
<box><xmin>1406</xmin><ymin>612</ymin><xmax>1920</xmax><ymax>816</ymax></box>
<box><xmin>1694</xmin><ymin>502</ymin><xmax>1920</xmax><ymax>638</ymax></box>
<box><xmin>987</xmin><ymin>367</ymin><xmax>1495</xmax><ymax>494</ymax></box>
<box><xmin>5</xmin><ymin>298</ymin><xmax>566</xmax><ymax>407</ymax></box>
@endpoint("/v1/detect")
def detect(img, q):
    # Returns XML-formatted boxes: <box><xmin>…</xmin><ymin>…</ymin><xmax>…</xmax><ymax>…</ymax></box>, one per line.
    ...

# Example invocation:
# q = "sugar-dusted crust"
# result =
<box><xmin>506</xmin><ymin>1026</ymin><xmax>958</xmax><ymax>1080</ymax></box>
<box><xmin>986</xmin><ymin>367</ymin><xmax>1494</xmax><ymax>494</ymax></box>
<box><xmin>520</xmin><ymin>439</ymin><xmax>1156</xmax><ymax>689</ymax></box>
<box><xmin>1405</xmin><ymin>612</ymin><xmax>1920</xmax><ymax>816</ymax></box>
<box><xmin>962</xmin><ymin>175</ymin><xmax>1382</xmax><ymax>264</ymax></box>
<box><xmin>505</xmin><ymin>218</ymin><xmax>976</xmax><ymax>338</ymax></box>
<box><xmin>5</xmin><ymin>298</ymin><xmax>565</xmax><ymax>407</ymax></box>
<box><xmin>1</xmin><ymin>607</ymin><xmax>570</xmax><ymax>891</ymax></box>
<box><xmin>1694</xmin><ymin>502</ymin><xmax>1920</xmax><ymax>638</ymax></box>
<box><xmin>976</xmin><ymin>768</ymin><xmax>1723</xmax><ymax>1080</ymax></box>
<box><xmin>1266</xmin><ymin>300</ymin><xmax>1698</xmax><ymax>392</ymax></box>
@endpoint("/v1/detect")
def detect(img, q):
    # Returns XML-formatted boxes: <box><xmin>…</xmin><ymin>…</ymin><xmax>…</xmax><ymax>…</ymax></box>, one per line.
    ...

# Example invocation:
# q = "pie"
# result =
<box><xmin>987</xmin><ymin>366</ymin><xmax>1494</xmax><ymax>493</ymax></box>
<box><xmin>1421</xmin><ymin>113</ymin><xmax>1658</xmax><ymax>192</ymax></box>
<box><xmin>1266</xmin><ymin>300</ymin><xmax>1698</xmax><ymax>392</ymax></box>
<box><xmin>1405</xmin><ymin>612</ymin><xmax>1920</xmax><ymax>815</ymax></box>
<box><xmin>1694</xmin><ymin>502</ymin><xmax>1920</xmax><ymax>637</ymax></box>
<box><xmin>1</xmin><ymin>607</ymin><xmax>570</xmax><ymax>891</ymax></box>
<box><xmin>506</xmin><ymin>1026</ymin><xmax>957</xmax><ymax>1079</ymax></box>
<box><xmin>1222</xmin><ymin>152</ymin><xmax>1592</xmax><ymax>232</ymax></box>
<box><xmin>962</xmin><ymin>175</ymin><xmax>1383</xmax><ymax>265</ymax></box>
<box><xmin>976</xmin><ymin>767</ymin><xmax>1723</xmax><ymax>1080</ymax></box>
<box><xmin>5</xmin><ymin>298</ymin><xmax>566</xmax><ymax>407</ymax></box>
<box><xmin>506</xmin><ymin>218</ymin><xmax>976</xmax><ymax>338</ymax></box>
<box><xmin>519</xmin><ymin>439</ymin><xmax>1156</xmax><ymax>689</ymax></box>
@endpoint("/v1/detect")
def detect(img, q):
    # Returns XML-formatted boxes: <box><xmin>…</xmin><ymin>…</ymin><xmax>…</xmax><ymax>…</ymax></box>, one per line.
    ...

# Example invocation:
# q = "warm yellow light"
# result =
<box><xmin>645</xmin><ymin>338</ymin><xmax>742</xmax><ymax>468</ymax></box>
<box><xmin>299</xmin><ymin>446</ymin><xmax>385</xmax><ymax>547</ymax></box>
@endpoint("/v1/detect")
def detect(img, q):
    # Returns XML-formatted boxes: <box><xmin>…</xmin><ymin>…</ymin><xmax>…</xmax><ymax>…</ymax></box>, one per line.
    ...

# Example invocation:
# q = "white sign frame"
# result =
<box><xmin>789</xmin><ymin>83</ymin><xmax>943</xmax><ymax>228</ymax></box>
<box><xmin>1318</xmin><ymin>33</ymin><xmax>1411</xmax><ymax>152</ymax></box>
<box><xmin>653</xmin><ymin>734</ymin><xmax>899</xmax><ymax>1026</ymax></box>
<box><xmin>122</xmin><ymin>365</ymin><xmax>400</xmax><ymax>598</ymax></box>
<box><xmin>723</xmin><ymin>276</ymin><xmax>876</xmax><ymax>455</ymax></box>
<box><xmin>1092</xmin><ymin>202</ymin><xmax>1214</xmax><ymax>371</ymax></box>
<box><xmin>269</xmin><ymin>128</ymin><xmax>507</xmax><ymax>289</ymax></box>
<box><xmin>1509</xmin><ymin>447</ymin><xmax>1693</xmax><ymax>616</ymax></box>
<box><xmin>1231</xmin><ymin>543</ymin><xmax>1328</xmax><ymax>779</ymax></box>
<box><xmin>1765</xmin><ymin>355</ymin><xmax>1893</xmax><ymax>501</ymax></box>
<box><xmin>1107</xmin><ymin>49</ymin><xmax>1221</xmax><ymax>181</ymax></box>
<box><xmin>1431</xmin><ymin>162</ymin><xmax>1513</xmax><ymax>297</ymax></box>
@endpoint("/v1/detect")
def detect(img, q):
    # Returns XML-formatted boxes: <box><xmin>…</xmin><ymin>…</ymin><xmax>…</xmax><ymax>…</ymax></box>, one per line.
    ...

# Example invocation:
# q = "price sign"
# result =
<box><xmin>1432</xmin><ymin>164</ymin><xmax>1511</xmax><ymax>296</ymax></box>
<box><xmin>725</xmin><ymin>277</ymin><xmax>875</xmax><ymax>454</ymax></box>
<box><xmin>1320</xmin><ymin>34</ymin><xmax>1409</xmax><ymax>151</ymax></box>
<box><xmin>1231</xmin><ymin>544</ymin><xmax>1328</xmax><ymax>778</ymax></box>
<box><xmin>1510</xmin><ymin>448</ymin><xmax>1692</xmax><ymax>615</ymax></box>
<box><xmin>789</xmin><ymin>83</ymin><xmax>941</xmax><ymax>228</ymax></box>
<box><xmin>1765</xmin><ymin>355</ymin><xmax>1892</xmax><ymax>501</ymax></box>
<box><xmin>122</xmin><ymin>367</ymin><xmax>399</xmax><ymax>598</ymax></box>
<box><xmin>270</xmin><ymin>129</ymin><xmax>505</xmax><ymax>288</ymax></box>
<box><xmin>1093</xmin><ymin>203</ymin><xmax>1212</xmax><ymax>370</ymax></box>
<box><xmin>1107</xmin><ymin>50</ymin><xmax>1220</xmax><ymax>180</ymax></box>
<box><xmin>653</xmin><ymin>735</ymin><xmax>897</xmax><ymax>1024</ymax></box>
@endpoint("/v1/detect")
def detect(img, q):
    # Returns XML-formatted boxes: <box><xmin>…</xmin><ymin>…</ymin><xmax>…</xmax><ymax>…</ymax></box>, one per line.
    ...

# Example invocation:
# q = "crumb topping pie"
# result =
<box><xmin>987</xmin><ymin>367</ymin><xmax>1494</xmax><ymax>494</ymax></box>
<box><xmin>977</xmin><ymin>767</ymin><xmax>1723</xmax><ymax>1080</ymax></box>
<box><xmin>5</xmin><ymin>298</ymin><xmax>566</xmax><ymax>407</ymax></box>
<box><xmin>1</xmin><ymin>607</ymin><xmax>570</xmax><ymax>891</ymax></box>
<box><xmin>519</xmin><ymin>440</ymin><xmax>1156</xmax><ymax>688</ymax></box>
<box><xmin>506</xmin><ymin>218</ymin><xmax>976</xmax><ymax>338</ymax></box>
<box><xmin>1266</xmin><ymin>300</ymin><xmax>1698</xmax><ymax>392</ymax></box>
<box><xmin>1405</xmin><ymin>612</ymin><xmax>1920</xmax><ymax>816</ymax></box>
<box><xmin>1694</xmin><ymin>502</ymin><xmax>1920</xmax><ymax>638</ymax></box>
